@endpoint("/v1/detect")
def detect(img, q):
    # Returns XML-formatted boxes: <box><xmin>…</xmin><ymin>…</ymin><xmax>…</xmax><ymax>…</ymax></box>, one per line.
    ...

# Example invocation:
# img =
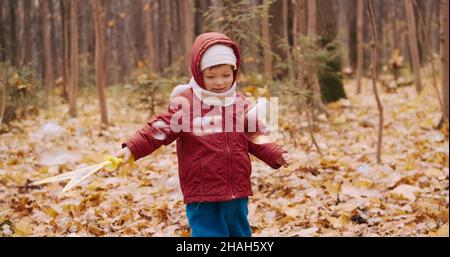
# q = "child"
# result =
<box><xmin>115</xmin><ymin>32</ymin><xmax>292</xmax><ymax>237</ymax></box>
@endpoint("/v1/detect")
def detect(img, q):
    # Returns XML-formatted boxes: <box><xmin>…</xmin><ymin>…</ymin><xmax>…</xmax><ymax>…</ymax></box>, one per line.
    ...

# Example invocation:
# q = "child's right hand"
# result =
<box><xmin>114</xmin><ymin>147</ymin><xmax>133</xmax><ymax>163</ymax></box>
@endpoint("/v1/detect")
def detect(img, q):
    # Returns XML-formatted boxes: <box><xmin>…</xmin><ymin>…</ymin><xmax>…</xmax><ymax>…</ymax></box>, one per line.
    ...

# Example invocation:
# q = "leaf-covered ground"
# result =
<box><xmin>0</xmin><ymin>81</ymin><xmax>448</xmax><ymax>237</ymax></box>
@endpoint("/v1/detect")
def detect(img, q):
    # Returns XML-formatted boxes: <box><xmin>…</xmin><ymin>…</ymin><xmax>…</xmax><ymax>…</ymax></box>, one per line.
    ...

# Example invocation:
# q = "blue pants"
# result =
<box><xmin>186</xmin><ymin>197</ymin><xmax>252</xmax><ymax>237</ymax></box>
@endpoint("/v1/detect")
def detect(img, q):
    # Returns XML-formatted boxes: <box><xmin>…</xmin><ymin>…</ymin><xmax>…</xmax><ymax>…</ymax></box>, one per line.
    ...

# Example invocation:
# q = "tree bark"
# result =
<box><xmin>356</xmin><ymin>0</ymin><xmax>364</xmax><ymax>94</ymax></box>
<box><xmin>145</xmin><ymin>0</ymin><xmax>156</xmax><ymax>72</ymax></box>
<box><xmin>0</xmin><ymin>0</ymin><xmax>4</xmax><ymax>61</ymax></box>
<box><xmin>441</xmin><ymin>0</ymin><xmax>449</xmax><ymax>123</ymax></box>
<box><xmin>337</xmin><ymin>0</ymin><xmax>351</xmax><ymax>70</ymax></box>
<box><xmin>293</xmin><ymin>0</ymin><xmax>306</xmax><ymax>90</ymax></box>
<box><xmin>261</xmin><ymin>0</ymin><xmax>273</xmax><ymax>80</ymax></box>
<box><xmin>413</xmin><ymin>0</ymin><xmax>443</xmax><ymax>117</ymax></box>
<box><xmin>0</xmin><ymin>81</ymin><xmax>5</xmax><ymax>125</ymax></box>
<box><xmin>8</xmin><ymin>0</ymin><xmax>18</xmax><ymax>66</ymax></box>
<box><xmin>404</xmin><ymin>0</ymin><xmax>423</xmax><ymax>93</ymax></box>
<box><xmin>307</xmin><ymin>0</ymin><xmax>328</xmax><ymax>115</ymax></box>
<box><xmin>210</xmin><ymin>0</ymin><xmax>223</xmax><ymax>31</ymax></box>
<box><xmin>307</xmin><ymin>0</ymin><xmax>316</xmax><ymax>36</ymax></box>
<box><xmin>92</xmin><ymin>0</ymin><xmax>108</xmax><ymax>126</ymax></box>
<box><xmin>18</xmin><ymin>0</ymin><xmax>32</xmax><ymax>68</ymax></box>
<box><xmin>69</xmin><ymin>0</ymin><xmax>79</xmax><ymax>117</ymax></box>
<box><xmin>367</xmin><ymin>0</ymin><xmax>384</xmax><ymax>164</ymax></box>
<box><xmin>282</xmin><ymin>0</ymin><xmax>295</xmax><ymax>82</ymax></box>
<box><xmin>60</xmin><ymin>0</ymin><xmax>70</xmax><ymax>101</ymax></box>
<box><xmin>181</xmin><ymin>0</ymin><xmax>194</xmax><ymax>75</ymax></box>
<box><xmin>41</xmin><ymin>0</ymin><xmax>55</xmax><ymax>98</ymax></box>
<box><xmin>48</xmin><ymin>0</ymin><xmax>59</xmax><ymax>77</ymax></box>
<box><xmin>317</xmin><ymin>0</ymin><xmax>347</xmax><ymax>103</ymax></box>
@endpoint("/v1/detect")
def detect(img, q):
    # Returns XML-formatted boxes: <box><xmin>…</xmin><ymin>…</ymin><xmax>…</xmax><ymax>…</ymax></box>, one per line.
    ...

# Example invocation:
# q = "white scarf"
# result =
<box><xmin>170</xmin><ymin>77</ymin><xmax>237</xmax><ymax>107</ymax></box>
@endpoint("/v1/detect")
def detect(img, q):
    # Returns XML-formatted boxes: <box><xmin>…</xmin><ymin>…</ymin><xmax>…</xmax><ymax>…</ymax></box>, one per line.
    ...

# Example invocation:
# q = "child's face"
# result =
<box><xmin>201</xmin><ymin>65</ymin><xmax>234</xmax><ymax>93</ymax></box>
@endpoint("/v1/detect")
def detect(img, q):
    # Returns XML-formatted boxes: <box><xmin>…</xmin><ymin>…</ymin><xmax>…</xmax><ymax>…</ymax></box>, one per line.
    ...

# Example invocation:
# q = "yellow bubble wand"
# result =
<box><xmin>32</xmin><ymin>155</ymin><xmax>126</xmax><ymax>194</ymax></box>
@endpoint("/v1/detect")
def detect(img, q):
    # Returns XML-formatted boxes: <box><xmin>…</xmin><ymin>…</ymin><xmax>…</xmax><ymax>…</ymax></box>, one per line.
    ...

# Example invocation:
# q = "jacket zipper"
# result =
<box><xmin>223</xmin><ymin>106</ymin><xmax>235</xmax><ymax>199</ymax></box>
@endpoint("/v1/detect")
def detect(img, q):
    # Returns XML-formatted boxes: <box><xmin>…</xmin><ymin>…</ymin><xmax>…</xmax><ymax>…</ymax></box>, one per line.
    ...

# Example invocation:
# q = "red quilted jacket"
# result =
<box><xmin>123</xmin><ymin>32</ymin><xmax>285</xmax><ymax>204</ymax></box>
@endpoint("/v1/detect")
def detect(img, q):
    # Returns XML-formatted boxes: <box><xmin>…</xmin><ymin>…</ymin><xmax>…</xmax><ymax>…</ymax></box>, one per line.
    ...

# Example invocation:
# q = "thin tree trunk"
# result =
<box><xmin>69</xmin><ymin>0</ymin><xmax>79</xmax><ymax>117</ymax></box>
<box><xmin>293</xmin><ymin>0</ymin><xmax>306</xmax><ymax>90</ymax></box>
<box><xmin>181</xmin><ymin>0</ymin><xmax>194</xmax><ymax>75</ymax></box>
<box><xmin>392</xmin><ymin>0</ymin><xmax>398</xmax><ymax>50</ymax></box>
<box><xmin>0</xmin><ymin>0</ymin><xmax>4</xmax><ymax>61</ymax></box>
<box><xmin>210</xmin><ymin>0</ymin><xmax>223</xmax><ymax>31</ymax></box>
<box><xmin>6</xmin><ymin>0</ymin><xmax>17</xmax><ymax>65</ymax></box>
<box><xmin>337</xmin><ymin>0</ymin><xmax>351</xmax><ymax>70</ymax></box>
<box><xmin>246</xmin><ymin>0</ymin><xmax>260</xmax><ymax>74</ymax></box>
<box><xmin>282</xmin><ymin>0</ymin><xmax>295</xmax><ymax>82</ymax></box>
<box><xmin>0</xmin><ymin>82</ymin><xmax>5</xmax><ymax>125</ymax></box>
<box><xmin>41</xmin><ymin>0</ymin><xmax>55</xmax><ymax>98</ymax></box>
<box><xmin>60</xmin><ymin>0</ymin><xmax>70</xmax><ymax>101</ymax></box>
<box><xmin>92</xmin><ymin>0</ymin><xmax>108</xmax><ymax>127</ymax></box>
<box><xmin>307</xmin><ymin>0</ymin><xmax>328</xmax><ymax>116</ymax></box>
<box><xmin>441</xmin><ymin>0</ymin><xmax>449</xmax><ymax>123</ymax></box>
<box><xmin>356</xmin><ymin>0</ymin><xmax>364</xmax><ymax>94</ymax></box>
<box><xmin>404</xmin><ymin>0</ymin><xmax>422</xmax><ymax>93</ymax></box>
<box><xmin>307</xmin><ymin>0</ymin><xmax>316</xmax><ymax>36</ymax></box>
<box><xmin>291</xmin><ymin>0</ymin><xmax>321</xmax><ymax>155</ymax></box>
<box><xmin>413</xmin><ymin>0</ymin><xmax>443</xmax><ymax>117</ymax></box>
<box><xmin>367</xmin><ymin>0</ymin><xmax>384</xmax><ymax>164</ymax></box>
<box><xmin>261</xmin><ymin>0</ymin><xmax>273</xmax><ymax>80</ymax></box>
<box><xmin>48</xmin><ymin>0</ymin><xmax>59</xmax><ymax>78</ymax></box>
<box><xmin>18</xmin><ymin>0</ymin><xmax>31</xmax><ymax>68</ymax></box>
<box><xmin>145</xmin><ymin>0</ymin><xmax>155</xmax><ymax>72</ymax></box>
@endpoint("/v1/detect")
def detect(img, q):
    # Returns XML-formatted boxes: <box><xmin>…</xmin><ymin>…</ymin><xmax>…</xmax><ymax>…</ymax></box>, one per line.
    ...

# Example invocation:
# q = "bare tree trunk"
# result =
<box><xmin>60</xmin><ymin>0</ymin><xmax>70</xmax><ymax>101</ymax></box>
<box><xmin>48</xmin><ymin>0</ymin><xmax>59</xmax><ymax>78</ymax></box>
<box><xmin>245</xmin><ymin>0</ymin><xmax>260</xmax><ymax>74</ymax></box>
<box><xmin>181</xmin><ymin>0</ymin><xmax>194</xmax><ymax>75</ymax></box>
<box><xmin>145</xmin><ymin>0</ymin><xmax>156</xmax><ymax>72</ymax></box>
<box><xmin>210</xmin><ymin>0</ymin><xmax>223</xmax><ymax>31</ymax></box>
<box><xmin>195</xmin><ymin>0</ymin><xmax>207</xmax><ymax>33</ymax></box>
<box><xmin>92</xmin><ymin>0</ymin><xmax>108</xmax><ymax>127</ymax></box>
<box><xmin>261</xmin><ymin>0</ymin><xmax>273</xmax><ymax>80</ymax></box>
<box><xmin>317</xmin><ymin>0</ymin><xmax>347</xmax><ymax>103</ymax></box>
<box><xmin>441</xmin><ymin>0</ymin><xmax>449</xmax><ymax>123</ymax></box>
<box><xmin>0</xmin><ymin>0</ymin><xmax>4</xmax><ymax>62</ymax></box>
<box><xmin>41</xmin><ymin>0</ymin><xmax>55</xmax><ymax>98</ymax></box>
<box><xmin>158</xmin><ymin>0</ymin><xmax>173</xmax><ymax>73</ymax></box>
<box><xmin>404</xmin><ymin>0</ymin><xmax>423</xmax><ymax>93</ymax></box>
<box><xmin>293</xmin><ymin>0</ymin><xmax>322</xmax><ymax>155</ymax></box>
<box><xmin>69</xmin><ymin>0</ymin><xmax>79</xmax><ymax>117</ymax></box>
<box><xmin>307</xmin><ymin>0</ymin><xmax>328</xmax><ymax>116</ymax></box>
<box><xmin>293</xmin><ymin>0</ymin><xmax>306</xmax><ymax>90</ymax></box>
<box><xmin>413</xmin><ymin>0</ymin><xmax>443</xmax><ymax>118</ymax></box>
<box><xmin>0</xmin><ymin>82</ymin><xmax>5</xmax><ymax>125</ymax></box>
<box><xmin>367</xmin><ymin>0</ymin><xmax>384</xmax><ymax>164</ymax></box>
<box><xmin>282</xmin><ymin>0</ymin><xmax>295</xmax><ymax>82</ymax></box>
<box><xmin>392</xmin><ymin>0</ymin><xmax>398</xmax><ymax>50</ymax></box>
<box><xmin>18</xmin><ymin>0</ymin><xmax>32</xmax><ymax>68</ymax></box>
<box><xmin>337</xmin><ymin>0</ymin><xmax>351</xmax><ymax>71</ymax></box>
<box><xmin>307</xmin><ymin>0</ymin><xmax>316</xmax><ymax>36</ymax></box>
<box><xmin>4</xmin><ymin>0</ymin><xmax>18</xmax><ymax>65</ymax></box>
<box><xmin>356</xmin><ymin>0</ymin><xmax>364</xmax><ymax>94</ymax></box>
<box><xmin>144</xmin><ymin>0</ymin><xmax>157</xmax><ymax>116</ymax></box>
<box><xmin>124</xmin><ymin>1</ymin><xmax>138</xmax><ymax>72</ymax></box>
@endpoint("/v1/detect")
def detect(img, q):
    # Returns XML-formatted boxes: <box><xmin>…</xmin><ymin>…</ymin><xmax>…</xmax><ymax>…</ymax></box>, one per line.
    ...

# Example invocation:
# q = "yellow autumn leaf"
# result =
<box><xmin>353</xmin><ymin>178</ymin><xmax>375</xmax><ymax>189</ymax></box>
<box><xmin>14</xmin><ymin>220</ymin><xmax>33</xmax><ymax>236</ymax></box>
<box><xmin>44</xmin><ymin>207</ymin><xmax>58</xmax><ymax>219</ymax></box>
<box><xmin>389</xmin><ymin>184</ymin><xmax>421</xmax><ymax>202</ymax></box>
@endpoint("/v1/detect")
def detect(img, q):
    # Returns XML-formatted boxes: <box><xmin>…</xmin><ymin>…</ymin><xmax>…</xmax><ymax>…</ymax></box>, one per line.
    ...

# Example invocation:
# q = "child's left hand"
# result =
<box><xmin>276</xmin><ymin>152</ymin><xmax>292</xmax><ymax>168</ymax></box>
